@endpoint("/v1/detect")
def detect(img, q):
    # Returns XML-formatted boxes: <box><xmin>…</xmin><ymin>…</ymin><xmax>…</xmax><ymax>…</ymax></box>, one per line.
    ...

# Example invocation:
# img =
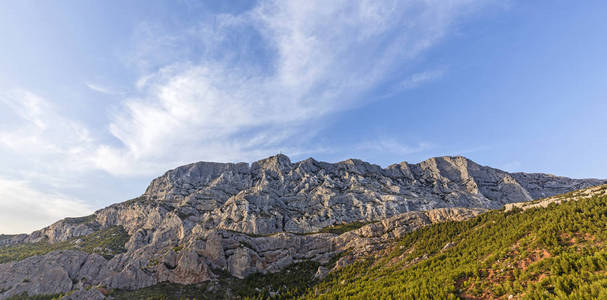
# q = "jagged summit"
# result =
<box><xmin>129</xmin><ymin>153</ymin><xmax>605</xmax><ymax>239</ymax></box>
<box><xmin>255</xmin><ymin>153</ymin><xmax>291</xmax><ymax>165</ymax></box>
<box><xmin>142</xmin><ymin>154</ymin><xmax>603</xmax><ymax>211</ymax></box>
<box><xmin>158</xmin><ymin>154</ymin><xmax>476</xmax><ymax>177</ymax></box>
<box><xmin>0</xmin><ymin>154</ymin><xmax>604</xmax><ymax>299</ymax></box>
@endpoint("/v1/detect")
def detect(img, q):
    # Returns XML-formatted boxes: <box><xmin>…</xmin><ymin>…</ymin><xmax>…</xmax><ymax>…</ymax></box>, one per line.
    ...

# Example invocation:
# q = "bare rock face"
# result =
<box><xmin>1</xmin><ymin>155</ymin><xmax>603</xmax><ymax>299</ymax></box>
<box><xmin>25</xmin><ymin>217</ymin><xmax>99</xmax><ymax>244</ymax></box>
<box><xmin>136</xmin><ymin>154</ymin><xmax>602</xmax><ymax>236</ymax></box>
<box><xmin>0</xmin><ymin>234</ymin><xmax>27</xmax><ymax>247</ymax></box>
<box><xmin>505</xmin><ymin>184</ymin><xmax>607</xmax><ymax>211</ymax></box>
<box><xmin>332</xmin><ymin>207</ymin><xmax>487</xmax><ymax>259</ymax></box>
<box><xmin>156</xmin><ymin>249</ymin><xmax>211</xmax><ymax>284</ymax></box>
<box><xmin>0</xmin><ymin>251</ymin><xmax>107</xmax><ymax>299</ymax></box>
<box><xmin>511</xmin><ymin>173</ymin><xmax>603</xmax><ymax>199</ymax></box>
<box><xmin>314</xmin><ymin>266</ymin><xmax>329</xmax><ymax>280</ymax></box>
<box><xmin>0</xmin><ymin>208</ymin><xmax>483</xmax><ymax>299</ymax></box>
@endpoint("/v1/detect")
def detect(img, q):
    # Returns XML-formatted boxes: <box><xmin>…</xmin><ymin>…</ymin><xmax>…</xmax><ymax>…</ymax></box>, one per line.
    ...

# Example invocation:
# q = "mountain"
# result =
<box><xmin>300</xmin><ymin>184</ymin><xmax>607</xmax><ymax>299</ymax></box>
<box><xmin>0</xmin><ymin>155</ymin><xmax>604</xmax><ymax>299</ymax></box>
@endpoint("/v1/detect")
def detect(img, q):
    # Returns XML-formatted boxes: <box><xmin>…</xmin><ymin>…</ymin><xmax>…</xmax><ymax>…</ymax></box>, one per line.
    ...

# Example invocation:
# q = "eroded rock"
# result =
<box><xmin>1</xmin><ymin>155</ymin><xmax>603</xmax><ymax>299</ymax></box>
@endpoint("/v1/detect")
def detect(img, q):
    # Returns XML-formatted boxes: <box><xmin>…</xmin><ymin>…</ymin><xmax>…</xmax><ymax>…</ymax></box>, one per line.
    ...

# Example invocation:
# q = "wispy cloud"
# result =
<box><xmin>0</xmin><ymin>0</ymin><xmax>497</xmax><ymax>233</ymax></box>
<box><xmin>0</xmin><ymin>90</ymin><xmax>113</xmax><ymax>233</ymax></box>
<box><xmin>399</xmin><ymin>69</ymin><xmax>446</xmax><ymax>89</ymax></box>
<box><xmin>94</xmin><ymin>0</ymin><xmax>492</xmax><ymax>176</ymax></box>
<box><xmin>0</xmin><ymin>89</ymin><xmax>95</xmax><ymax>172</ymax></box>
<box><xmin>0</xmin><ymin>1</ymin><xmax>494</xmax><ymax>178</ymax></box>
<box><xmin>0</xmin><ymin>90</ymin><xmax>48</xmax><ymax>129</ymax></box>
<box><xmin>85</xmin><ymin>82</ymin><xmax>123</xmax><ymax>95</ymax></box>
<box><xmin>0</xmin><ymin>177</ymin><xmax>93</xmax><ymax>234</ymax></box>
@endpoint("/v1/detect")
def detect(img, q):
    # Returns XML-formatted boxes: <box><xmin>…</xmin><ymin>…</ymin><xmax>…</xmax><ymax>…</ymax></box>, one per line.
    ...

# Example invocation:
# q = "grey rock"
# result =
<box><xmin>102</xmin><ymin>264</ymin><xmax>155</xmax><ymax>290</ymax></box>
<box><xmin>441</xmin><ymin>242</ymin><xmax>457</xmax><ymax>252</ymax></box>
<box><xmin>0</xmin><ymin>234</ymin><xmax>27</xmax><ymax>247</ymax></box>
<box><xmin>314</xmin><ymin>266</ymin><xmax>329</xmax><ymax>280</ymax></box>
<box><xmin>505</xmin><ymin>184</ymin><xmax>607</xmax><ymax>212</ymax></box>
<box><xmin>1</xmin><ymin>155</ymin><xmax>603</xmax><ymax>298</ymax></box>
<box><xmin>162</xmin><ymin>250</ymin><xmax>178</xmax><ymax>269</ymax></box>
<box><xmin>0</xmin><ymin>250</ymin><xmax>90</xmax><ymax>299</ymax></box>
<box><xmin>25</xmin><ymin>217</ymin><xmax>99</xmax><ymax>244</ymax></box>
<box><xmin>228</xmin><ymin>247</ymin><xmax>262</xmax><ymax>279</ymax></box>
<box><xmin>156</xmin><ymin>250</ymin><xmax>210</xmax><ymax>284</ymax></box>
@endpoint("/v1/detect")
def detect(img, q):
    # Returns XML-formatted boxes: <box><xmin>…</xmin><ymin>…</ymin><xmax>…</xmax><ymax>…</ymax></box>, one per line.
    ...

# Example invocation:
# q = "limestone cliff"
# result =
<box><xmin>0</xmin><ymin>155</ymin><xmax>603</xmax><ymax>299</ymax></box>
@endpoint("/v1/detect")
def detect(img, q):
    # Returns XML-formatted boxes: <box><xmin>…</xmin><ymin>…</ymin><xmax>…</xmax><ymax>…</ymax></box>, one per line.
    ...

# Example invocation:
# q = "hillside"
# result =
<box><xmin>87</xmin><ymin>184</ymin><xmax>607</xmax><ymax>299</ymax></box>
<box><xmin>305</xmin><ymin>184</ymin><xmax>607</xmax><ymax>299</ymax></box>
<box><xmin>0</xmin><ymin>155</ymin><xmax>604</xmax><ymax>299</ymax></box>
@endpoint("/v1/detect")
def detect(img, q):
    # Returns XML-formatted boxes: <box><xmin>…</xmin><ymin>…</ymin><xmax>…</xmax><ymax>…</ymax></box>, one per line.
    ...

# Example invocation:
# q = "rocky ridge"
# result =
<box><xmin>0</xmin><ymin>207</ymin><xmax>484</xmax><ymax>299</ymax></box>
<box><xmin>505</xmin><ymin>183</ymin><xmax>607</xmax><ymax>211</ymax></box>
<box><xmin>0</xmin><ymin>154</ymin><xmax>603</xmax><ymax>299</ymax></box>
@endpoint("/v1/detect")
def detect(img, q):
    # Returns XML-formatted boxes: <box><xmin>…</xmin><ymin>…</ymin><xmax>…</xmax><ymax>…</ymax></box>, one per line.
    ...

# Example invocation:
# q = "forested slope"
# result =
<box><xmin>104</xmin><ymin>185</ymin><xmax>607</xmax><ymax>300</ymax></box>
<box><xmin>306</xmin><ymin>185</ymin><xmax>607</xmax><ymax>299</ymax></box>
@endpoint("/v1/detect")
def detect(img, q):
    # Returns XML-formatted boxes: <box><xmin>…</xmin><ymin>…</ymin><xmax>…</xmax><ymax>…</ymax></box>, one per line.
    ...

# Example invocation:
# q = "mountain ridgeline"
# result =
<box><xmin>0</xmin><ymin>155</ymin><xmax>604</xmax><ymax>299</ymax></box>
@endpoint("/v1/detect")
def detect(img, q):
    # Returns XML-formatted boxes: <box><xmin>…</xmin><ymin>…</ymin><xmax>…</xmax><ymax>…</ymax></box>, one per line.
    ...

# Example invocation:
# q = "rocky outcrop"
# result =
<box><xmin>0</xmin><ymin>155</ymin><xmax>603</xmax><ymax>299</ymax></box>
<box><xmin>25</xmin><ymin>216</ymin><xmax>100</xmax><ymax>244</ymax></box>
<box><xmin>0</xmin><ymin>234</ymin><xmax>27</xmax><ymax>247</ymax></box>
<box><xmin>505</xmin><ymin>184</ymin><xmax>607</xmax><ymax>211</ymax></box>
<box><xmin>511</xmin><ymin>172</ymin><xmax>604</xmax><ymax>199</ymax></box>
<box><xmin>20</xmin><ymin>155</ymin><xmax>603</xmax><ymax>241</ymax></box>
<box><xmin>0</xmin><ymin>208</ymin><xmax>483</xmax><ymax>299</ymax></box>
<box><xmin>0</xmin><ymin>251</ymin><xmax>108</xmax><ymax>299</ymax></box>
<box><xmin>108</xmin><ymin>154</ymin><xmax>603</xmax><ymax>236</ymax></box>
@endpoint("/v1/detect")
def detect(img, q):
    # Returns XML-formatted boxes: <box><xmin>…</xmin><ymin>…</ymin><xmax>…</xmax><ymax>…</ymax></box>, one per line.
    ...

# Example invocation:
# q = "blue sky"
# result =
<box><xmin>1</xmin><ymin>0</ymin><xmax>606</xmax><ymax>233</ymax></box>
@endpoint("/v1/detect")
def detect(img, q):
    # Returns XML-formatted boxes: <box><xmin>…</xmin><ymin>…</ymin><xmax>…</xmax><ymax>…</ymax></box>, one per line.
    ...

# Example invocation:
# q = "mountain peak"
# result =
<box><xmin>1</xmin><ymin>154</ymin><xmax>604</xmax><ymax>298</ymax></box>
<box><xmin>251</xmin><ymin>153</ymin><xmax>292</xmax><ymax>171</ymax></box>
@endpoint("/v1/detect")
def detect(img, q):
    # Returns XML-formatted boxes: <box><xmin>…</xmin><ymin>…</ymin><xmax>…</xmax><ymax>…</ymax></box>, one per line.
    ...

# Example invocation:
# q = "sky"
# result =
<box><xmin>1</xmin><ymin>0</ymin><xmax>606</xmax><ymax>234</ymax></box>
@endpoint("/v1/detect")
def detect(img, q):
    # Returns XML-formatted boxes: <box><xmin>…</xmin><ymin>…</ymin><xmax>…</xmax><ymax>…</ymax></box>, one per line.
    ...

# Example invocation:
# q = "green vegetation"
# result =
<box><xmin>109</xmin><ymin>261</ymin><xmax>321</xmax><ymax>299</ymax></box>
<box><xmin>7</xmin><ymin>187</ymin><xmax>607</xmax><ymax>299</ymax></box>
<box><xmin>302</xmin><ymin>192</ymin><xmax>607</xmax><ymax>299</ymax></box>
<box><xmin>62</xmin><ymin>215</ymin><xmax>96</xmax><ymax>225</ymax></box>
<box><xmin>0</xmin><ymin>226</ymin><xmax>129</xmax><ymax>263</ymax></box>
<box><xmin>109</xmin><ymin>283</ymin><xmax>210</xmax><ymax>300</ymax></box>
<box><xmin>172</xmin><ymin>245</ymin><xmax>185</xmax><ymax>253</ymax></box>
<box><xmin>232</xmin><ymin>260</ymin><xmax>320</xmax><ymax>298</ymax></box>
<box><xmin>5</xmin><ymin>293</ymin><xmax>63</xmax><ymax>300</ymax></box>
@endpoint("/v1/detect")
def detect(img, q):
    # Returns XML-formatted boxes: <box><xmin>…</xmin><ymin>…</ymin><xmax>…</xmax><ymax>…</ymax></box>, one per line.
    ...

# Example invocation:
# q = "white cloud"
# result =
<box><xmin>0</xmin><ymin>91</ymin><xmax>107</xmax><ymax>233</ymax></box>
<box><xmin>0</xmin><ymin>0</ymin><xmax>497</xmax><ymax>233</ymax></box>
<box><xmin>94</xmin><ymin>0</ymin><xmax>491</xmax><ymax>176</ymax></box>
<box><xmin>0</xmin><ymin>177</ymin><xmax>93</xmax><ymax>234</ymax></box>
<box><xmin>85</xmin><ymin>82</ymin><xmax>123</xmax><ymax>95</ymax></box>
<box><xmin>0</xmin><ymin>90</ymin><xmax>102</xmax><ymax>230</ymax></box>
<box><xmin>0</xmin><ymin>89</ymin><xmax>96</xmax><ymax>173</ymax></box>
<box><xmin>399</xmin><ymin>69</ymin><xmax>446</xmax><ymax>89</ymax></box>
<box><xmin>0</xmin><ymin>90</ymin><xmax>48</xmax><ymax>130</ymax></box>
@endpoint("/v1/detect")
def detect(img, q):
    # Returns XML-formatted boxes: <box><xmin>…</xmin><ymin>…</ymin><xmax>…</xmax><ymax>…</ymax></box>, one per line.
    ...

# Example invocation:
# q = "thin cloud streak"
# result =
<box><xmin>0</xmin><ymin>0</ymin><xmax>497</xmax><ymax>233</ymax></box>
<box><xmin>400</xmin><ymin>69</ymin><xmax>446</xmax><ymax>89</ymax></box>
<box><xmin>94</xmin><ymin>0</ymin><xmax>492</xmax><ymax>176</ymax></box>
<box><xmin>85</xmin><ymin>82</ymin><xmax>124</xmax><ymax>95</ymax></box>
